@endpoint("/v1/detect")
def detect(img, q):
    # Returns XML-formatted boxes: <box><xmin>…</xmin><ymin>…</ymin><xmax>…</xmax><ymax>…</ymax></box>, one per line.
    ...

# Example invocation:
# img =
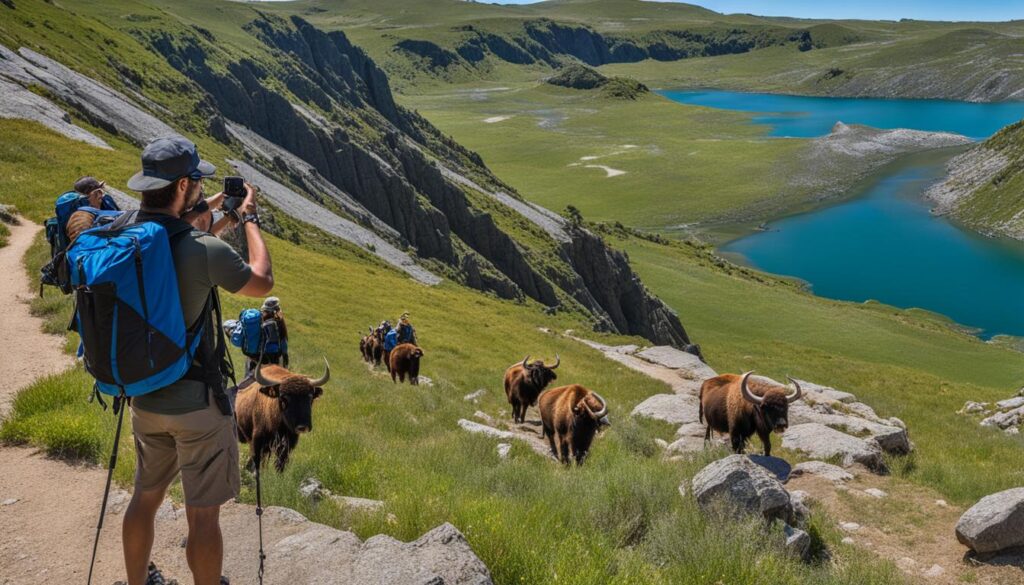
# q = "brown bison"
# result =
<box><xmin>504</xmin><ymin>355</ymin><xmax>559</xmax><ymax>424</ymax></box>
<box><xmin>699</xmin><ymin>371</ymin><xmax>802</xmax><ymax>457</ymax></box>
<box><xmin>539</xmin><ymin>384</ymin><xmax>609</xmax><ymax>465</ymax></box>
<box><xmin>389</xmin><ymin>343</ymin><xmax>423</xmax><ymax>384</ymax></box>
<box><xmin>235</xmin><ymin>359</ymin><xmax>330</xmax><ymax>472</ymax></box>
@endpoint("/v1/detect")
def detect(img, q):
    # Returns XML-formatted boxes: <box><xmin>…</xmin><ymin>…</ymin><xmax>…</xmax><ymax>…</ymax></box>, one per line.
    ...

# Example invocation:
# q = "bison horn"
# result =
<box><xmin>548</xmin><ymin>354</ymin><xmax>560</xmax><ymax>369</ymax></box>
<box><xmin>309</xmin><ymin>357</ymin><xmax>331</xmax><ymax>388</ymax></box>
<box><xmin>785</xmin><ymin>376</ymin><xmax>803</xmax><ymax>403</ymax></box>
<box><xmin>255</xmin><ymin>362</ymin><xmax>285</xmax><ymax>388</ymax></box>
<box><xmin>739</xmin><ymin>371</ymin><xmax>764</xmax><ymax>405</ymax></box>
<box><xmin>588</xmin><ymin>391</ymin><xmax>608</xmax><ymax>419</ymax></box>
<box><xmin>522</xmin><ymin>355</ymin><xmax>531</xmax><ymax>369</ymax></box>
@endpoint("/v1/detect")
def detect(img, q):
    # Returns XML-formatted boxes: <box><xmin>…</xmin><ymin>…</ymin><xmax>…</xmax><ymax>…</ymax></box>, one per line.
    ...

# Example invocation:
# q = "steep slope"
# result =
<box><xmin>0</xmin><ymin>0</ymin><xmax>690</xmax><ymax>345</ymax></box>
<box><xmin>926</xmin><ymin>120</ymin><xmax>1024</xmax><ymax>240</ymax></box>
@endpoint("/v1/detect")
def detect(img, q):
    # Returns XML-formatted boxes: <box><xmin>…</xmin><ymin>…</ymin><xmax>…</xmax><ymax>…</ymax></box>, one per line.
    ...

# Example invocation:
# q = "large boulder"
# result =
<box><xmin>781</xmin><ymin>424</ymin><xmax>887</xmax><ymax>473</ymax></box>
<box><xmin>631</xmin><ymin>393</ymin><xmax>700</xmax><ymax>425</ymax></box>
<box><xmin>955</xmin><ymin>488</ymin><xmax>1024</xmax><ymax>555</ymax></box>
<box><xmin>792</xmin><ymin>379</ymin><xmax>856</xmax><ymax>405</ymax></box>
<box><xmin>790</xmin><ymin>461</ymin><xmax>854</xmax><ymax>483</ymax></box>
<box><xmin>690</xmin><ymin>455</ymin><xmax>792</xmax><ymax>523</ymax></box>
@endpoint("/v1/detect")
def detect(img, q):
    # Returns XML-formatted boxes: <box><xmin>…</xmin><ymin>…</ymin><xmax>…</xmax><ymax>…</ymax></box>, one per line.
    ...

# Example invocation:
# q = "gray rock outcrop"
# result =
<box><xmin>690</xmin><ymin>455</ymin><xmax>793</xmax><ymax>523</ymax></box>
<box><xmin>955</xmin><ymin>487</ymin><xmax>1024</xmax><ymax>555</ymax></box>
<box><xmin>631</xmin><ymin>393</ymin><xmax>700</xmax><ymax>425</ymax></box>
<box><xmin>781</xmin><ymin>424</ymin><xmax>887</xmax><ymax>472</ymax></box>
<box><xmin>271</xmin><ymin>521</ymin><xmax>493</xmax><ymax>584</ymax></box>
<box><xmin>791</xmin><ymin>461</ymin><xmax>854</xmax><ymax>483</ymax></box>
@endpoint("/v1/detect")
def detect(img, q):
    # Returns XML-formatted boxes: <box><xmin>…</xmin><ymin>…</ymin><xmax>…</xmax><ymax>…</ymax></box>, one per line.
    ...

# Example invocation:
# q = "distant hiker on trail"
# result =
<box><xmin>383</xmin><ymin>323</ymin><xmax>399</xmax><ymax>371</ymax></box>
<box><xmin>231</xmin><ymin>296</ymin><xmax>290</xmax><ymax>375</ymax></box>
<box><xmin>74</xmin><ymin>175</ymin><xmax>121</xmax><ymax>211</ymax></box>
<box><xmin>74</xmin><ymin>135</ymin><xmax>274</xmax><ymax>585</ymax></box>
<box><xmin>396</xmin><ymin>311</ymin><xmax>417</xmax><ymax>345</ymax></box>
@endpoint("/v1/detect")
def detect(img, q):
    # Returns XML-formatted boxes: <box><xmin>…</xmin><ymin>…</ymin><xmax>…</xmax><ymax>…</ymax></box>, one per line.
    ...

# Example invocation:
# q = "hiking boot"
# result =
<box><xmin>145</xmin><ymin>562</ymin><xmax>178</xmax><ymax>585</ymax></box>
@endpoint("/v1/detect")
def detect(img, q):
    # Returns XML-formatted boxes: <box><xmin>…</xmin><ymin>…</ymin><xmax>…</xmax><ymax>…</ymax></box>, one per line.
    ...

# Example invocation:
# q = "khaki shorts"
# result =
<box><xmin>131</xmin><ymin>399</ymin><xmax>240</xmax><ymax>508</ymax></box>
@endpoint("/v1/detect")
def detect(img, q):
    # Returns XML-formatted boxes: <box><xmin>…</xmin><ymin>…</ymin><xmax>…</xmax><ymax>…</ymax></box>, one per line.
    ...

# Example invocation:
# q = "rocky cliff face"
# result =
<box><xmin>122</xmin><ymin>14</ymin><xmax>690</xmax><ymax>345</ymax></box>
<box><xmin>925</xmin><ymin>120</ymin><xmax>1024</xmax><ymax>241</ymax></box>
<box><xmin>396</xmin><ymin>19</ymin><xmax>825</xmax><ymax>73</ymax></box>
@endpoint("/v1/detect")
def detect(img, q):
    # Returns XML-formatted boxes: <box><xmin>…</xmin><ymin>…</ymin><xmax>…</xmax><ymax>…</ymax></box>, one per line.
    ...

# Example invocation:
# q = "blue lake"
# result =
<box><xmin>662</xmin><ymin>90</ymin><xmax>1024</xmax><ymax>338</ymax></box>
<box><xmin>660</xmin><ymin>90</ymin><xmax>1024</xmax><ymax>139</ymax></box>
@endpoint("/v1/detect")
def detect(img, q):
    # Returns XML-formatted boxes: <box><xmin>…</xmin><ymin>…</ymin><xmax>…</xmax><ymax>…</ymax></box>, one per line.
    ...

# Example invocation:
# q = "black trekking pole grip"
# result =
<box><xmin>87</xmin><ymin>391</ymin><xmax>126</xmax><ymax>585</ymax></box>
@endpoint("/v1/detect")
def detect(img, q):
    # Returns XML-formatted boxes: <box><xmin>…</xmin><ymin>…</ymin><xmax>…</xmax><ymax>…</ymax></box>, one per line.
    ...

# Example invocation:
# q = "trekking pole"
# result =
<box><xmin>87</xmin><ymin>391</ymin><xmax>126</xmax><ymax>585</ymax></box>
<box><xmin>255</xmin><ymin>462</ymin><xmax>266</xmax><ymax>585</ymax></box>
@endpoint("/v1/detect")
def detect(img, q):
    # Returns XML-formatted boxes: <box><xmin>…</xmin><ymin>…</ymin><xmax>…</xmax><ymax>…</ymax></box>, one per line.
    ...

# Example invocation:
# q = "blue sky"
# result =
<box><xmin>484</xmin><ymin>1</ymin><xmax>1024</xmax><ymax>22</ymax></box>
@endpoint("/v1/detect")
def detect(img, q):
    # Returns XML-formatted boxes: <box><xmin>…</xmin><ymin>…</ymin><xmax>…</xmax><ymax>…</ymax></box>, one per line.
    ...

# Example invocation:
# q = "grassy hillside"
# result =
<box><xmin>252</xmin><ymin>0</ymin><xmax>1024</xmax><ymax>102</ymax></box>
<box><xmin>934</xmin><ymin>120</ymin><xmax>1024</xmax><ymax>240</ymax></box>
<box><xmin>1</xmin><ymin>118</ymin><xmax>914</xmax><ymax>585</ymax></box>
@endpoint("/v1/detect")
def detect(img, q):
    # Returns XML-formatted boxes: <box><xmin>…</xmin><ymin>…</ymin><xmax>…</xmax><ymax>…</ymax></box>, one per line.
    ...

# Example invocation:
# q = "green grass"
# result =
<box><xmin>0</xmin><ymin>222</ymin><xmax>9</xmax><ymax>248</ymax></box>
<box><xmin>403</xmin><ymin>81</ymin><xmax>806</xmax><ymax>229</ymax></box>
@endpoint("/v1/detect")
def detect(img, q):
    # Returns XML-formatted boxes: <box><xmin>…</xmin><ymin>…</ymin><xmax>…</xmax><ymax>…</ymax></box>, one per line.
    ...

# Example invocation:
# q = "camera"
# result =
<box><xmin>221</xmin><ymin>176</ymin><xmax>246</xmax><ymax>215</ymax></box>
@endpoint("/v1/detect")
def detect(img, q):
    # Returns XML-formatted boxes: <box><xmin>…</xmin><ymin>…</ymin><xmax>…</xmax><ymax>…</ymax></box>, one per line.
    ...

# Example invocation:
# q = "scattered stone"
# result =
<box><xmin>457</xmin><ymin>419</ymin><xmax>515</xmax><ymax>440</ymax></box>
<box><xmin>473</xmin><ymin>410</ymin><xmax>495</xmax><ymax>425</ymax></box>
<box><xmin>1</xmin><ymin>498</ymin><xmax>18</xmax><ymax>506</ymax></box>
<box><xmin>783</xmin><ymin>524</ymin><xmax>811</xmax><ymax>560</ymax></box>
<box><xmin>793</xmin><ymin>379</ymin><xmax>857</xmax><ymax>405</ymax></box>
<box><xmin>782</xmin><ymin>424</ymin><xmax>887</xmax><ymax>472</ymax></box>
<box><xmin>935</xmin><ymin>499</ymin><xmax>948</xmax><ymax>507</ymax></box>
<box><xmin>418</xmin><ymin>376</ymin><xmax>434</xmax><ymax>387</ymax></box>
<box><xmin>635</xmin><ymin>346</ymin><xmax>717</xmax><ymax>380</ymax></box>
<box><xmin>653</xmin><ymin>438</ymin><xmax>668</xmax><ymax>449</ymax></box>
<box><xmin>331</xmin><ymin>495</ymin><xmax>385</xmax><ymax>513</ymax></box>
<box><xmin>959</xmin><ymin>401</ymin><xmax>988</xmax><ymax>414</ymax></box>
<box><xmin>840</xmin><ymin>522</ymin><xmax>861</xmax><ymax>532</ymax></box>
<box><xmin>996</xmin><ymin>396</ymin><xmax>1024</xmax><ymax>410</ymax></box>
<box><xmin>864</xmin><ymin>488</ymin><xmax>888</xmax><ymax>499</ymax></box>
<box><xmin>463</xmin><ymin>389</ymin><xmax>486</xmax><ymax>402</ymax></box>
<box><xmin>690</xmin><ymin>455</ymin><xmax>792</xmax><ymax>523</ymax></box>
<box><xmin>299</xmin><ymin>477</ymin><xmax>326</xmax><ymax>503</ymax></box>
<box><xmin>496</xmin><ymin>443</ymin><xmax>511</xmax><ymax>459</ymax></box>
<box><xmin>955</xmin><ymin>487</ymin><xmax>1024</xmax><ymax>554</ymax></box>
<box><xmin>1006</xmin><ymin>427</ymin><xmax>1020</xmax><ymax>435</ymax></box>
<box><xmin>980</xmin><ymin>407</ymin><xmax>1023</xmax><ymax>430</ymax></box>
<box><xmin>631</xmin><ymin>393</ymin><xmax>700</xmax><ymax>425</ymax></box>
<box><xmin>841</xmin><ymin>537</ymin><xmax>855</xmax><ymax>545</ymax></box>
<box><xmin>155</xmin><ymin>499</ymin><xmax>177</xmax><ymax>521</ymax></box>
<box><xmin>665</xmin><ymin>435</ymin><xmax>708</xmax><ymax>455</ymax></box>
<box><xmin>922</xmin><ymin>564</ymin><xmax>944</xmax><ymax>578</ymax></box>
<box><xmin>747</xmin><ymin>454</ymin><xmax>791</xmax><ymax>482</ymax></box>
<box><xmin>888</xmin><ymin>417</ymin><xmax>906</xmax><ymax>430</ymax></box>
<box><xmin>791</xmin><ymin>461</ymin><xmax>855</xmax><ymax>483</ymax></box>
<box><xmin>0</xmin><ymin>204</ymin><xmax>20</xmax><ymax>225</ymax></box>
<box><xmin>789</xmin><ymin>490</ymin><xmax>812</xmax><ymax>527</ymax></box>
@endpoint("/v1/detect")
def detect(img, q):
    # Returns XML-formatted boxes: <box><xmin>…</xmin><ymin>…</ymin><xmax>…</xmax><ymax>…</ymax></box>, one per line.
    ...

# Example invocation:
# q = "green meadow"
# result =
<box><xmin>404</xmin><ymin>82</ymin><xmax>806</xmax><ymax>229</ymax></box>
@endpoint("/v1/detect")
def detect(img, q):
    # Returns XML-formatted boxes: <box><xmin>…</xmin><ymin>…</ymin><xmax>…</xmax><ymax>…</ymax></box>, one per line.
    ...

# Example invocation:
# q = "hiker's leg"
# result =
<box><xmin>185</xmin><ymin>504</ymin><xmax>223</xmax><ymax>585</ymax></box>
<box><xmin>123</xmin><ymin>488</ymin><xmax>166</xmax><ymax>585</ymax></box>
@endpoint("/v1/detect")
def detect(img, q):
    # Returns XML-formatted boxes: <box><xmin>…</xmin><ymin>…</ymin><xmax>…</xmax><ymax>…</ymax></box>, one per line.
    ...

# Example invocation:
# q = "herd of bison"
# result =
<box><xmin>234</xmin><ymin>318</ymin><xmax>805</xmax><ymax>472</ymax></box>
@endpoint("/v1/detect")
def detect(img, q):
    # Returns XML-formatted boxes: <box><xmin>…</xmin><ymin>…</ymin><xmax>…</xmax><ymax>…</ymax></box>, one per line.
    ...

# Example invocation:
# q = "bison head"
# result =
<box><xmin>573</xmin><ymin>391</ymin><xmax>610</xmax><ymax>427</ymax></box>
<box><xmin>739</xmin><ymin>371</ymin><xmax>802</xmax><ymax>433</ymax></box>
<box><xmin>255</xmin><ymin>359</ymin><xmax>331</xmax><ymax>434</ymax></box>
<box><xmin>521</xmin><ymin>354</ymin><xmax>559</xmax><ymax>389</ymax></box>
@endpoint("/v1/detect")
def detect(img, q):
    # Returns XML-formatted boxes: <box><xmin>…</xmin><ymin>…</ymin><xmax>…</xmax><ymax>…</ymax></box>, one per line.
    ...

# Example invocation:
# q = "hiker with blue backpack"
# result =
<box><xmin>228</xmin><ymin>296</ymin><xmax>290</xmax><ymax>376</ymax></box>
<box><xmin>66</xmin><ymin>135</ymin><xmax>274</xmax><ymax>585</ymax></box>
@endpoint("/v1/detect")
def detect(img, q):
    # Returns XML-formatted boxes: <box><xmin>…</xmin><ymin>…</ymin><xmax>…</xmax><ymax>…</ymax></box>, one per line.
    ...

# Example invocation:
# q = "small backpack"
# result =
<box><xmin>236</xmin><ymin>308</ymin><xmax>264</xmax><ymax>358</ymax></box>
<box><xmin>66</xmin><ymin>212</ymin><xmax>201</xmax><ymax>396</ymax></box>
<box><xmin>41</xmin><ymin>192</ymin><xmax>122</xmax><ymax>295</ymax></box>
<box><xmin>262</xmin><ymin>318</ymin><xmax>285</xmax><ymax>356</ymax></box>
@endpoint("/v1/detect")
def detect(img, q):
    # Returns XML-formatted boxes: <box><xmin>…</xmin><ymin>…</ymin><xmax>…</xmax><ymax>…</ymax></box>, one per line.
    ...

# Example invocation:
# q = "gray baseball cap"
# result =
<box><xmin>127</xmin><ymin>135</ymin><xmax>216</xmax><ymax>191</ymax></box>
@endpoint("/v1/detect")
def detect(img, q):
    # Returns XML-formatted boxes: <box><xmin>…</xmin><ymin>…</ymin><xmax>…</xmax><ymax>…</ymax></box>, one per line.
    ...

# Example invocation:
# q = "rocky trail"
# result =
<box><xmin>0</xmin><ymin>217</ymin><xmax>491</xmax><ymax>585</ymax></box>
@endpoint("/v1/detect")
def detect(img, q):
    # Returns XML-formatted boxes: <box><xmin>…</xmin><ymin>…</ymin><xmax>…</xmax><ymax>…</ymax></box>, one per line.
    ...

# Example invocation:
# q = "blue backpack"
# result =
<box><xmin>66</xmin><ymin>212</ymin><xmax>201</xmax><ymax>396</ymax></box>
<box><xmin>235</xmin><ymin>308</ymin><xmax>264</xmax><ymax>358</ymax></box>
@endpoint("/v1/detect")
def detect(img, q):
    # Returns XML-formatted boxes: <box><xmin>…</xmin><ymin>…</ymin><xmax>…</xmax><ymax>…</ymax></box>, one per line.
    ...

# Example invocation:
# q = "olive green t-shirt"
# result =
<box><xmin>132</xmin><ymin>215</ymin><xmax>252</xmax><ymax>414</ymax></box>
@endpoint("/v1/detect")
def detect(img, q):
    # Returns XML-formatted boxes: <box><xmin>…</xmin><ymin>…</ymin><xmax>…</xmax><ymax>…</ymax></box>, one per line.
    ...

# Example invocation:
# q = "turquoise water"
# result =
<box><xmin>662</xmin><ymin>90</ymin><xmax>1024</xmax><ymax>338</ymax></box>
<box><xmin>660</xmin><ymin>90</ymin><xmax>1024</xmax><ymax>139</ymax></box>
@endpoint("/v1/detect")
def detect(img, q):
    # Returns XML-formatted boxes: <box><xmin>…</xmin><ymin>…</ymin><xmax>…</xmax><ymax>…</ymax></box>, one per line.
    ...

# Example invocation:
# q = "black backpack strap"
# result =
<box><xmin>184</xmin><ymin>288</ymin><xmax>235</xmax><ymax>415</ymax></box>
